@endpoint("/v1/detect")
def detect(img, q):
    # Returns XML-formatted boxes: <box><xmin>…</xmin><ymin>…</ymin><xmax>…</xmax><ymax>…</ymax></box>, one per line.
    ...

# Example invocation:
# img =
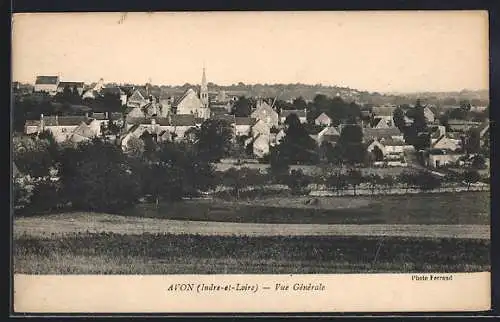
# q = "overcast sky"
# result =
<box><xmin>12</xmin><ymin>11</ymin><xmax>488</xmax><ymax>93</ymax></box>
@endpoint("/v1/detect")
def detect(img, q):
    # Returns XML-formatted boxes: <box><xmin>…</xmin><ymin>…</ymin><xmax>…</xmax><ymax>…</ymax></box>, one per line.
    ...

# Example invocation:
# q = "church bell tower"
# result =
<box><xmin>200</xmin><ymin>66</ymin><xmax>209</xmax><ymax>108</ymax></box>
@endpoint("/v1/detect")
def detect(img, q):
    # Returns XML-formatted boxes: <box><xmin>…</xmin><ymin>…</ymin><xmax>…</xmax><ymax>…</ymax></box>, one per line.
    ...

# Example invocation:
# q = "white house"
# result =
<box><xmin>253</xmin><ymin>134</ymin><xmax>270</xmax><ymax>158</ymax></box>
<box><xmin>316</xmin><ymin>126</ymin><xmax>340</xmax><ymax>146</ymax></box>
<box><xmin>314</xmin><ymin>112</ymin><xmax>332</xmax><ymax>126</ymax></box>
<box><xmin>250</xmin><ymin>100</ymin><xmax>279</xmax><ymax>128</ymax></box>
<box><xmin>432</xmin><ymin>135</ymin><xmax>462</xmax><ymax>151</ymax></box>
<box><xmin>280</xmin><ymin>109</ymin><xmax>307</xmax><ymax>124</ymax></box>
<box><xmin>34</xmin><ymin>76</ymin><xmax>59</xmax><ymax>95</ymax></box>
<box><xmin>234</xmin><ymin>117</ymin><xmax>254</xmax><ymax>137</ymax></box>
<box><xmin>173</xmin><ymin>88</ymin><xmax>210</xmax><ymax>119</ymax></box>
<box><xmin>251</xmin><ymin>119</ymin><xmax>271</xmax><ymax>138</ymax></box>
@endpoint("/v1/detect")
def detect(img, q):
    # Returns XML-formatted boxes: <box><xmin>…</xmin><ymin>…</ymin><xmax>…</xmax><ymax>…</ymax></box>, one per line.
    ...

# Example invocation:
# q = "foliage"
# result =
<box><xmin>195</xmin><ymin>119</ymin><xmax>234</xmax><ymax>162</ymax></box>
<box><xmin>231</xmin><ymin>96</ymin><xmax>252</xmax><ymax>117</ymax></box>
<box><xmin>284</xmin><ymin>169</ymin><xmax>312</xmax><ymax>195</ymax></box>
<box><xmin>335</xmin><ymin>124</ymin><xmax>366</xmax><ymax>165</ymax></box>
<box><xmin>58</xmin><ymin>139</ymin><xmax>141</xmax><ymax>212</ymax></box>
<box><xmin>461</xmin><ymin>170</ymin><xmax>481</xmax><ymax>189</ymax></box>
<box><xmin>346</xmin><ymin>169</ymin><xmax>363</xmax><ymax>195</ymax></box>
<box><xmin>13</xmin><ymin>135</ymin><xmax>58</xmax><ymax>179</ymax></box>
<box><xmin>277</xmin><ymin>113</ymin><xmax>319</xmax><ymax>164</ymax></box>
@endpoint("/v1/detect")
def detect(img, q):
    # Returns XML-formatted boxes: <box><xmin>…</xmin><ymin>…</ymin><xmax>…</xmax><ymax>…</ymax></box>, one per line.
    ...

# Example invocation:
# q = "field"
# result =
<box><xmin>13</xmin><ymin>192</ymin><xmax>490</xmax><ymax>274</ymax></box>
<box><xmin>14</xmin><ymin>230</ymin><xmax>490</xmax><ymax>274</ymax></box>
<box><xmin>123</xmin><ymin>192</ymin><xmax>490</xmax><ymax>225</ymax></box>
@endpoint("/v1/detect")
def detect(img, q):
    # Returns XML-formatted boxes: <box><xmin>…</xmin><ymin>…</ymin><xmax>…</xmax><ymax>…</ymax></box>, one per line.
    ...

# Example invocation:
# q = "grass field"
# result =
<box><xmin>13</xmin><ymin>212</ymin><xmax>490</xmax><ymax>274</ymax></box>
<box><xmin>14</xmin><ymin>231</ymin><xmax>490</xmax><ymax>274</ymax></box>
<box><xmin>122</xmin><ymin>192</ymin><xmax>490</xmax><ymax>225</ymax></box>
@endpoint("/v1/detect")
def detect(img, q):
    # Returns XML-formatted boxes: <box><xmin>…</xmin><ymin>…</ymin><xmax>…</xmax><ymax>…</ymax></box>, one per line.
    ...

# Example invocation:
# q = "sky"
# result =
<box><xmin>12</xmin><ymin>11</ymin><xmax>489</xmax><ymax>93</ymax></box>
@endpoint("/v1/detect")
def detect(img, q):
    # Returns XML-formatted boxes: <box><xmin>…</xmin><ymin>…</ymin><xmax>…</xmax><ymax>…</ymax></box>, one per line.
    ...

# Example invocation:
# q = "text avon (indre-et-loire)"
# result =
<box><xmin>166</xmin><ymin>282</ymin><xmax>327</xmax><ymax>293</ymax></box>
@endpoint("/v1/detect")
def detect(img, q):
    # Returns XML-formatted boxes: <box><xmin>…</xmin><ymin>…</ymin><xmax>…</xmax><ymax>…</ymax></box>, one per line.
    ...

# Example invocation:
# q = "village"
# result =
<box><xmin>11</xmin><ymin>12</ymin><xmax>490</xmax><ymax>283</ymax></box>
<box><xmin>14</xmin><ymin>68</ymin><xmax>490</xmax><ymax>181</ymax></box>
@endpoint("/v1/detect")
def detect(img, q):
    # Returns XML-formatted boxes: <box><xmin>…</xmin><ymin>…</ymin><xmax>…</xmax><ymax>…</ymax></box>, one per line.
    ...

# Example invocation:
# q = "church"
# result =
<box><xmin>171</xmin><ymin>67</ymin><xmax>211</xmax><ymax>119</ymax></box>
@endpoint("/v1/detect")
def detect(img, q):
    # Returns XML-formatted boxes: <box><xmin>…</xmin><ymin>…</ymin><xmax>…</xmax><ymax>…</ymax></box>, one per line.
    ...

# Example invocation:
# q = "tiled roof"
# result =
<box><xmin>58</xmin><ymin>81</ymin><xmax>84</xmax><ymax>88</ymax></box>
<box><xmin>110</xmin><ymin>112</ymin><xmax>123</xmax><ymax>120</ymax></box>
<box><xmin>72</xmin><ymin>122</ymin><xmax>95</xmax><ymax>138</ymax></box>
<box><xmin>372</xmin><ymin>106</ymin><xmax>396</xmax><ymax>117</ymax></box>
<box><xmin>281</xmin><ymin>109</ymin><xmax>306</xmax><ymax>118</ymax></box>
<box><xmin>170</xmin><ymin>114</ymin><xmax>196</xmax><ymax>126</ymax></box>
<box><xmin>235</xmin><ymin>117</ymin><xmax>254</xmax><ymax>126</ymax></box>
<box><xmin>101</xmin><ymin>87</ymin><xmax>125</xmax><ymax>96</ymax></box>
<box><xmin>57</xmin><ymin>116</ymin><xmax>89</xmax><ymax>126</ymax></box>
<box><xmin>172</xmin><ymin>88</ymin><xmax>196</xmax><ymax>107</ymax></box>
<box><xmin>213</xmin><ymin>114</ymin><xmax>236</xmax><ymax>124</ymax></box>
<box><xmin>25</xmin><ymin>120</ymin><xmax>41</xmax><ymax>126</ymax></box>
<box><xmin>363</xmin><ymin>127</ymin><xmax>401</xmax><ymax>140</ymax></box>
<box><xmin>126</xmin><ymin>117</ymin><xmax>151</xmax><ymax>125</ymax></box>
<box><xmin>35</xmin><ymin>76</ymin><xmax>59</xmax><ymax>85</ymax></box>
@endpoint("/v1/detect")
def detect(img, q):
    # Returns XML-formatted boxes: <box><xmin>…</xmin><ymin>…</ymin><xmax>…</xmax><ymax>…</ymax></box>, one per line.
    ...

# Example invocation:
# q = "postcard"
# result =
<box><xmin>11</xmin><ymin>10</ymin><xmax>490</xmax><ymax>314</ymax></box>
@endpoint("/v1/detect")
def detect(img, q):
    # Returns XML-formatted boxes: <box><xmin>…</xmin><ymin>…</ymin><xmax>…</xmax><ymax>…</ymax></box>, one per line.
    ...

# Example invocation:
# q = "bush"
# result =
<box><xmin>284</xmin><ymin>169</ymin><xmax>312</xmax><ymax>195</ymax></box>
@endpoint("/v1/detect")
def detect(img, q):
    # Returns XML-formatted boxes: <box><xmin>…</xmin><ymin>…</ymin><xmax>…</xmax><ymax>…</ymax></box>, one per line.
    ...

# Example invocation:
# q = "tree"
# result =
<box><xmin>325</xmin><ymin>171</ymin><xmax>348</xmax><ymax>196</ymax></box>
<box><xmin>336</xmin><ymin>124</ymin><xmax>366</xmax><ymax>165</ymax></box>
<box><xmin>366</xmin><ymin>174</ymin><xmax>382</xmax><ymax>195</ymax></box>
<box><xmin>231</xmin><ymin>96</ymin><xmax>252</xmax><ymax>117</ymax></box>
<box><xmin>58</xmin><ymin>139</ymin><xmax>141</xmax><ymax>212</ymax></box>
<box><xmin>413</xmin><ymin>171</ymin><xmax>441</xmax><ymax>191</ymax></box>
<box><xmin>398</xmin><ymin>171</ymin><xmax>416</xmax><ymax>192</ymax></box>
<box><xmin>371</xmin><ymin>145</ymin><xmax>384</xmax><ymax>162</ymax></box>
<box><xmin>284</xmin><ymin>169</ymin><xmax>311</xmax><ymax>195</ymax></box>
<box><xmin>279</xmin><ymin>113</ymin><xmax>319</xmax><ymax>164</ymax></box>
<box><xmin>393</xmin><ymin>106</ymin><xmax>406</xmax><ymax>131</ymax></box>
<box><xmin>346</xmin><ymin>169</ymin><xmax>363</xmax><ymax>195</ymax></box>
<box><xmin>465</xmin><ymin>129</ymin><xmax>481</xmax><ymax>154</ymax></box>
<box><xmin>268</xmin><ymin>146</ymin><xmax>290</xmax><ymax>183</ymax></box>
<box><xmin>462</xmin><ymin>170</ymin><xmax>480</xmax><ymax>190</ymax></box>
<box><xmin>13</xmin><ymin>136</ymin><xmax>57</xmax><ymax>179</ymax></box>
<box><xmin>195</xmin><ymin>119</ymin><xmax>234</xmax><ymax>162</ymax></box>
<box><xmin>292</xmin><ymin>96</ymin><xmax>308</xmax><ymax>111</ymax></box>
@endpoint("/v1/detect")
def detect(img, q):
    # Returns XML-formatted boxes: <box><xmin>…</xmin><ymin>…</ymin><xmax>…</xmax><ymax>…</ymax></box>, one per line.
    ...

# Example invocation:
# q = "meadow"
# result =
<box><xmin>14</xmin><ymin>232</ymin><xmax>490</xmax><ymax>274</ymax></box>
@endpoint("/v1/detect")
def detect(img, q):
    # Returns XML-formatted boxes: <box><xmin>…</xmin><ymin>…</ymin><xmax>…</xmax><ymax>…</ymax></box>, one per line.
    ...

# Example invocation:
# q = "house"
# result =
<box><xmin>69</xmin><ymin>121</ymin><xmax>100</xmax><ymax>143</ymax></box>
<box><xmin>372</xmin><ymin>116</ymin><xmax>394</xmax><ymax>128</ymax></box>
<box><xmin>316</xmin><ymin>126</ymin><xmax>340</xmax><ymax>146</ymax></box>
<box><xmin>431</xmin><ymin>135</ymin><xmax>462</xmax><ymax>152</ymax></box>
<box><xmin>24</xmin><ymin>114</ymin><xmax>102</xmax><ymax>143</ymax></box>
<box><xmin>280</xmin><ymin>109</ymin><xmax>307</xmax><ymax>124</ymax></box>
<box><xmin>426</xmin><ymin>149</ymin><xmax>464</xmax><ymax>168</ymax></box>
<box><xmin>272</xmin><ymin>129</ymin><xmax>286</xmax><ymax>146</ymax></box>
<box><xmin>423</xmin><ymin>105</ymin><xmax>437</xmax><ymax>124</ymax></box>
<box><xmin>379</xmin><ymin>138</ymin><xmax>410</xmax><ymax>154</ymax></box>
<box><xmin>362</xmin><ymin>127</ymin><xmax>402</xmax><ymax>143</ymax></box>
<box><xmin>234</xmin><ymin>117</ymin><xmax>254</xmax><ymax>137</ymax></box>
<box><xmin>475</xmin><ymin>121</ymin><xmax>490</xmax><ymax>147</ymax></box>
<box><xmin>250</xmin><ymin>100</ymin><xmax>279</xmax><ymax>128</ymax></box>
<box><xmin>56</xmin><ymin>82</ymin><xmax>85</xmax><ymax>96</ymax></box>
<box><xmin>448</xmin><ymin>119</ymin><xmax>482</xmax><ymax>132</ymax></box>
<box><xmin>251</xmin><ymin>119</ymin><xmax>271</xmax><ymax>138</ymax></box>
<box><xmin>252</xmin><ymin>134</ymin><xmax>270</xmax><ymax>158</ymax></box>
<box><xmin>127</xmin><ymin>87</ymin><xmax>155</xmax><ymax>109</ymax></box>
<box><xmin>34</xmin><ymin>76</ymin><xmax>60</xmax><ymax>95</ymax></box>
<box><xmin>315</xmin><ymin>112</ymin><xmax>332</xmax><ymax>126</ymax></box>
<box><xmin>172</xmin><ymin>88</ymin><xmax>210</xmax><ymax>119</ymax></box>
<box><xmin>366</xmin><ymin>139</ymin><xmax>386</xmax><ymax>158</ymax></box>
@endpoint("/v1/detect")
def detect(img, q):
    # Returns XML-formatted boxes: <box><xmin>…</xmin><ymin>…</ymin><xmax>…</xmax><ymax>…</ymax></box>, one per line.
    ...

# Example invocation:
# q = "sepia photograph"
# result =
<box><xmin>11</xmin><ymin>11</ymin><xmax>490</xmax><ymax>313</ymax></box>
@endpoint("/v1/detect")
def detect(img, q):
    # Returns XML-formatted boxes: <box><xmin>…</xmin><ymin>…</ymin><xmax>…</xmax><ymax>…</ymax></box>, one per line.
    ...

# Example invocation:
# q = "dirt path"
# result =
<box><xmin>13</xmin><ymin>213</ymin><xmax>490</xmax><ymax>240</ymax></box>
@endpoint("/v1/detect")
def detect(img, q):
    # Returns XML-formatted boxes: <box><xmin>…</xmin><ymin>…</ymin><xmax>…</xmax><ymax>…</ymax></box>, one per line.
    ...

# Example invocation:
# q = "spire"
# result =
<box><xmin>200</xmin><ymin>66</ymin><xmax>209</xmax><ymax>108</ymax></box>
<box><xmin>201</xmin><ymin>66</ymin><xmax>207</xmax><ymax>91</ymax></box>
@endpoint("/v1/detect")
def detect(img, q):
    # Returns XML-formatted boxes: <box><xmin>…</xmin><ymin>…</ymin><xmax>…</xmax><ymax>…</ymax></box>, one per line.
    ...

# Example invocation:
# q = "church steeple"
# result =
<box><xmin>200</xmin><ymin>66</ymin><xmax>208</xmax><ymax>108</ymax></box>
